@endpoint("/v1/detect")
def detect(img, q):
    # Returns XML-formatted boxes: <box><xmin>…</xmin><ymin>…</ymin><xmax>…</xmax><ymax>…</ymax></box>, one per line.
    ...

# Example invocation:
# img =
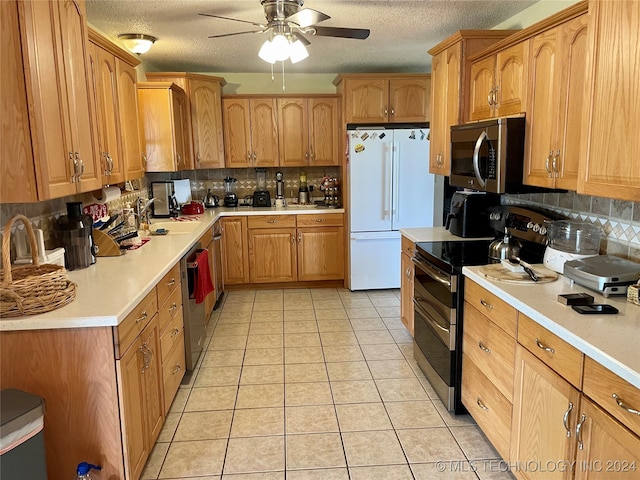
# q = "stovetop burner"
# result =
<box><xmin>416</xmin><ymin>240</ymin><xmax>493</xmax><ymax>273</ymax></box>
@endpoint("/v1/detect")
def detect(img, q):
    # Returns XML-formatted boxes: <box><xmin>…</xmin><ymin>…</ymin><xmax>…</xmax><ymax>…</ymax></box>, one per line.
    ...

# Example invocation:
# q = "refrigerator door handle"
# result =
<box><xmin>392</xmin><ymin>142</ymin><xmax>400</xmax><ymax>226</ymax></box>
<box><xmin>383</xmin><ymin>143</ymin><xmax>393</xmax><ymax>220</ymax></box>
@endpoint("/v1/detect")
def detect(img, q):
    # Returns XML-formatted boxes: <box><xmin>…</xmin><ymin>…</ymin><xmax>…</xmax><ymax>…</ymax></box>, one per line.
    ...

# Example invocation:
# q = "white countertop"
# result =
<box><xmin>463</xmin><ymin>265</ymin><xmax>640</xmax><ymax>389</ymax></box>
<box><xmin>400</xmin><ymin>226</ymin><xmax>493</xmax><ymax>243</ymax></box>
<box><xmin>0</xmin><ymin>206</ymin><xmax>343</xmax><ymax>332</ymax></box>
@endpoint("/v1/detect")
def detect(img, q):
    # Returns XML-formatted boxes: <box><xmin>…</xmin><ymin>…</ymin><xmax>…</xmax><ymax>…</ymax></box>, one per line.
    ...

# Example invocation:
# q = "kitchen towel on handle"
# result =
<box><xmin>190</xmin><ymin>249</ymin><xmax>214</xmax><ymax>304</ymax></box>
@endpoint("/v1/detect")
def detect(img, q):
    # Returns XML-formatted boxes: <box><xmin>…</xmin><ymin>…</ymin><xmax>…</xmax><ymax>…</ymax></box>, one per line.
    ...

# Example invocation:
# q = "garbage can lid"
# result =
<box><xmin>0</xmin><ymin>389</ymin><xmax>44</xmax><ymax>448</ymax></box>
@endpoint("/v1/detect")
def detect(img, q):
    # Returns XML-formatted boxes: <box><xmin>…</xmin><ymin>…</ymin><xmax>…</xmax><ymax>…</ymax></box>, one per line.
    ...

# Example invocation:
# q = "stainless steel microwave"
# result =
<box><xmin>449</xmin><ymin>115</ymin><xmax>526</xmax><ymax>194</ymax></box>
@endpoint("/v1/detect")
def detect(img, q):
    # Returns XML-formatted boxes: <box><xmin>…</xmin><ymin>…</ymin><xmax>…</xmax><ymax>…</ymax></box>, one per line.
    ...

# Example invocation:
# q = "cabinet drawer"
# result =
<box><xmin>160</xmin><ymin>307</ymin><xmax>184</xmax><ymax>362</ymax></box>
<box><xmin>462</xmin><ymin>353</ymin><xmax>512</xmax><ymax>461</ymax></box>
<box><xmin>163</xmin><ymin>333</ymin><xmax>186</xmax><ymax>413</ymax></box>
<box><xmin>248</xmin><ymin>215</ymin><xmax>296</xmax><ymax>229</ymax></box>
<box><xmin>583</xmin><ymin>356</ymin><xmax>640</xmax><ymax>438</ymax></box>
<box><xmin>158</xmin><ymin>286</ymin><xmax>182</xmax><ymax>333</ymax></box>
<box><xmin>463</xmin><ymin>302</ymin><xmax>516</xmax><ymax>402</ymax></box>
<box><xmin>156</xmin><ymin>263</ymin><xmax>180</xmax><ymax>303</ymax></box>
<box><xmin>518</xmin><ymin>313</ymin><xmax>583</xmax><ymax>389</ymax></box>
<box><xmin>296</xmin><ymin>213</ymin><xmax>344</xmax><ymax>227</ymax></box>
<box><xmin>401</xmin><ymin>235</ymin><xmax>416</xmax><ymax>257</ymax></box>
<box><xmin>465</xmin><ymin>280</ymin><xmax>517</xmax><ymax>337</ymax></box>
<box><xmin>116</xmin><ymin>289</ymin><xmax>158</xmax><ymax>357</ymax></box>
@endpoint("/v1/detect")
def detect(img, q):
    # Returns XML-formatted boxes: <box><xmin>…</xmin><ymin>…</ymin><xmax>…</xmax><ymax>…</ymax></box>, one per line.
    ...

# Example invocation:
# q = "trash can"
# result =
<box><xmin>0</xmin><ymin>389</ymin><xmax>47</xmax><ymax>480</ymax></box>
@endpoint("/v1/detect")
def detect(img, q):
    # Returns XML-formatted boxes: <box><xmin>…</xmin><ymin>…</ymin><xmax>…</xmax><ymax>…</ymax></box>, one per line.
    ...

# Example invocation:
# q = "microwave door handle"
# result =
<box><xmin>472</xmin><ymin>130</ymin><xmax>488</xmax><ymax>188</ymax></box>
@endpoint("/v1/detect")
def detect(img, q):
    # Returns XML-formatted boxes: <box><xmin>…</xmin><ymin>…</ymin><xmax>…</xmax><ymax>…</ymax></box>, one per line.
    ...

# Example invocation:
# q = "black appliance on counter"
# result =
<box><xmin>413</xmin><ymin>205</ymin><xmax>554</xmax><ymax>413</ymax></box>
<box><xmin>150</xmin><ymin>181</ymin><xmax>179</xmax><ymax>218</ymax></box>
<box><xmin>253</xmin><ymin>190</ymin><xmax>271</xmax><ymax>207</ymax></box>
<box><xmin>445</xmin><ymin>191</ymin><xmax>499</xmax><ymax>238</ymax></box>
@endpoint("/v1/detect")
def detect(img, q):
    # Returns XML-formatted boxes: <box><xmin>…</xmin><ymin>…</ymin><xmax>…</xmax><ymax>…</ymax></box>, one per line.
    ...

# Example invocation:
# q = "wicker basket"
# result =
<box><xmin>628</xmin><ymin>283</ymin><xmax>640</xmax><ymax>306</ymax></box>
<box><xmin>0</xmin><ymin>214</ymin><xmax>76</xmax><ymax>317</ymax></box>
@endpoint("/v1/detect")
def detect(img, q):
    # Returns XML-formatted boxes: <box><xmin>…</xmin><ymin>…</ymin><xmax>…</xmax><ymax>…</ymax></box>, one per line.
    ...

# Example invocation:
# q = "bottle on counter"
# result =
<box><xmin>75</xmin><ymin>462</ymin><xmax>101</xmax><ymax>480</ymax></box>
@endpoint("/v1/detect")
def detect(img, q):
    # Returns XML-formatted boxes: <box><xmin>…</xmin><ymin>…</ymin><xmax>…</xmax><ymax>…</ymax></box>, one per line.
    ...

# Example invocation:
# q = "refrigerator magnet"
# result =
<box><xmin>378</xmin><ymin>132</ymin><xmax>386</xmax><ymax>139</ymax></box>
<box><xmin>360</xmin><ymin>132</ymin><xmax>369</xmax><ymax>141</ymax></box>
<box><xmin>409</xmin><ymin>131</ymin><xmax>416</xmax><ymax>139</ymax></box>
<box><xmin>420</xmin><ymin>130</ymin><xmax>426</xmax><ymax>140</ymax></box>
<box><xmin>354</xmin><ymin>144</ymin><xmax>365</xmax><ymax>153</ymax></box>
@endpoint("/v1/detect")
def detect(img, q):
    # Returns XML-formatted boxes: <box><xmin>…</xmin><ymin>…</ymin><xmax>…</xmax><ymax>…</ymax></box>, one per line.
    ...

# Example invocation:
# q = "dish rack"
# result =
<box><xmin>628</xmin><ymin>282</ymin><xmax>640</xmax><ymax>305</ymax></box>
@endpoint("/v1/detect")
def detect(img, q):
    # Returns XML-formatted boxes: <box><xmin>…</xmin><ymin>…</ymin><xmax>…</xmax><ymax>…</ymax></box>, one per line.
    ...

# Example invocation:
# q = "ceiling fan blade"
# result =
<box><xmin>310</xmin><ymin>26</ymin><xmax>370</xmax><ymax>40</ymax></box>
<box><xmin>292</xmin><ymin>31</ymin><xmax>311</xmax><ymax>46</ymax></box>
<box><xmin>208</xmin><ymin>30</ymin><xmax>265</xmax><ymax>39</ymax></box>
<box><xmin>285</xmin><ymin>8</ymin><xmax>330</xmax><ymax>28</ymax></box>
<box><xmin>199</xmin><ymin>13</ymin><xmax>265</xmax><ymax>28</ymax></box>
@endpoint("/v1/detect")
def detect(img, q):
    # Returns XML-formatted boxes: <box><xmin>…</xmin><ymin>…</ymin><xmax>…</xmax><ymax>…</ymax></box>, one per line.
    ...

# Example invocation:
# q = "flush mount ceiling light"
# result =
<box><xmin>117</xmin><ymin>34</ymin><xmax>157</xmax><ymax>54</ymax></box>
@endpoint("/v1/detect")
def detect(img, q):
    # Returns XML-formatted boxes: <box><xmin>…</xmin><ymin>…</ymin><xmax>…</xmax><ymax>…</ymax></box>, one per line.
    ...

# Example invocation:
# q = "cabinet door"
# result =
<box><xmin>579</xmin><ymin>0</ymin><xmax>640</xmax><ymax>201</ymax></box>
<box><xmin>389</xmin><ymin>77</ymin><xmax>430</xmax><ymax>123</ymax></box>
<box><xmin>118</xmin><ymin>337</ymin><xmax>148</xmax><ymax>480</ymax></box>
<box><xmin>249</xmin><ymin>228</ymin><xmax>297</xmax><ymax>283</ymax></box>
<box><xmin>0</xmin><ymin>0</ymin><xmax>37</xmax><ymax>203</ymax></box>
<box><xmin>141</xmin><ymin>316</ymin><xmax>164</xmax><ymax>446</ymax></box>
<box><xmin>191</xmin><ymin>79</ymin><xmax>225</xmax><ymax>169</ymax></box>
<box><xmin>444</xmin><ymin>43</ymin><xmax>462</xmax><ymax>164</ymax></box>
<box><xmin>511</xmin><ymin>346</ymin><xmax>580</xmax><ymax>480</ymax></box>
<box><xmin>574</xmin><ymin>397</ymin><xmax>640</xmax><ymax>480</ymax></box>
<box><xmin>400</xmin><ymin>252</ymin><xmax>414</xmax><ymax>335</ymax></box>
<box><xmin>494</xmin><ymin>42</ymin><xmax>528</xmax><ymax>117</ymax></box>
<box><xmin>251</xmin><ymin>98</ymin><xmax>279</xmax><ymax>167</ymax></box>
<box><xmin>429</xmin><ymin>51</ymin><xmax>447</xmax><ymax>175</ymax></box>
<box><xmin>524</xmin><ymin>29</ymin><xmax>560</xmax><ymax>188</ymax></box>
<box><xmin>278</xmin><ymin>98</ymin><xmax>308</xmax><ymax>167</ymax></box>
<box><xmin>223</xmin><ymin>98</ymin><xmax>252</xmax><ymax>168</ymax></box>
<box><xmin>221</xmin><ymin>217</ymin><xmax>249</xmax><ymax>285</ymax></box>
<box><xmin>344</xmin><ymin>78</ymin><xmax>388</xmax><ymax>123</ymax></box>
<box><xmin>309</xmin><ymin>97</ymin><xmax>340</xmax><ymax>166</ymax></box>
<box><xmin>469</xmin><ymin>56</ymin><xmax>496</xmax><ymax>120</ymax></box>
<box><xmin>555</xmin><ymin>14</ymin><xmax>588</xmax><ymax>190</ymax></box>
<box><xmin>297</xmin><ymin>227</ymin><xmax>344</xmax><ymax>281</ymax></box>
<box><xmin>172</xmin><ymin>90</ymin><xmax>189</xmax><ymax>171</ymax></box>
<box><xmin>117</xmin><ymin>59</ymin><xmax>144</xmax><ymax>180</ymax></box>
<box><xmin>92</xmin><ymin>45</ymin><xmax>125</xmax><ymax>184</ymax></box>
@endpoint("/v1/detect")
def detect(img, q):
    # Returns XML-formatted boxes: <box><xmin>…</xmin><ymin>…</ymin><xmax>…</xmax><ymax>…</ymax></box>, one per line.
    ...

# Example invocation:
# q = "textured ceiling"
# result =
<box><xmin>86</xmin><ymin>0</ymin><xmax>538</xmax><ymax>74</ymax></box>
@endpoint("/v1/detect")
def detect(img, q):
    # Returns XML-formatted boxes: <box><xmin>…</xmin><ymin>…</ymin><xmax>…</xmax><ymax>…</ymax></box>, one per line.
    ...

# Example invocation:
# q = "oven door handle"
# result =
<box><xmin>414</xmin><ymin>297</ymin><xmax>450</xmax><ymax>335</ymax></box>
<box><xmin>472</xmin><ymin>130</ymin><xmax>488</xmax><ymax>188</ymax></box>
<box><xmin>412</xmin><ymin>257</ymin><xmax>451</xmax><ymax>288</ymax></box>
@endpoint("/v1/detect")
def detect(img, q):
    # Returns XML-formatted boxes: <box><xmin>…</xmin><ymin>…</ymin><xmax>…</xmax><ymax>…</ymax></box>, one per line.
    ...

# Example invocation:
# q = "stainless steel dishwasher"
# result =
<box><xmin>180</xmin><ymin>242</ymin><xmax>207</xmax><ymax>371</ymax></box>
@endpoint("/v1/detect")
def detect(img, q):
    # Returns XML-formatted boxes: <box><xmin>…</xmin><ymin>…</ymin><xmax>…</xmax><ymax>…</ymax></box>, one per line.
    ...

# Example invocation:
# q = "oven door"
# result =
<box><xmin>411</xmin><ymin>255</ymin><xmax>457</xmax><ymax>408</ymax></box>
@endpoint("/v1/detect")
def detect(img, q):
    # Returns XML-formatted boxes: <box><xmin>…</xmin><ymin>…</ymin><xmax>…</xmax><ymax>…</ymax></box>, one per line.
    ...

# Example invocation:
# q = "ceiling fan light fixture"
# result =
<box><xmin>270</xmin><ymin>34</ymin><xmax>290</xmax><ymax>61</ymax></box>
<box><xmin>258</xmin><ymin>39</ymin><xmax>277</xmax><ymax>63</ymax></box>
<box><xmin>288</xmin><ymin>38</ymin><xmax>308</xmax><ymax>63</ymax></box>
<box><xmin>118</xmin><ymin>33</ymin><xmax>157</xmax><ymax>54</ymax></box>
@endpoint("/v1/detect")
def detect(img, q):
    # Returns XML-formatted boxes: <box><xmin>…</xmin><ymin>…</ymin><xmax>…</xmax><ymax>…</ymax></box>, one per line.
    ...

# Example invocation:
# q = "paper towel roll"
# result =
<box><xmin>93</xmin><ymin>186</ymin><xmax>121</xmax><ymax>204</ymax></box>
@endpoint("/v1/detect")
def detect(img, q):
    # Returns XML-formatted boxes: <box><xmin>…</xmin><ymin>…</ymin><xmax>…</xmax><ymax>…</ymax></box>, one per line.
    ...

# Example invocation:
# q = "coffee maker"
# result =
<box><xmin>223</xmin><ymin>177</ymin><xmax>238</xmax><ymax>207</ymax></box>
<box><xmin>252</xmin><ymin>168</ymin><xmax>271</xmax><ymax>207</ymax></box>
<box><xmin>150</xmin><ymin>181</ymin><xmax>179</xmax><ymax>217</ymax></box>
<box><xmin>56</xmin><ymin>202</ymin><xmax>96</xmax><ymax>270</ymax></box>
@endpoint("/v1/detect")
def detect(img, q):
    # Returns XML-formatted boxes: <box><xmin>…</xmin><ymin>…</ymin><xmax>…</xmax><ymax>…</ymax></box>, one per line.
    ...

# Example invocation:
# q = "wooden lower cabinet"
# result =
<box><xmin>221</xmin><ymin>216</ymin><xmax>250</xmax><ymax>285</ymax></box>
<box><xmin>400</xmin><ymin>250</ymin><xmax>414</xmax><ymax>335</ymax></box>
<box><xmin>297</xmin><ymin>226</ymin><xmax>344</xmax><ymax>281</ymax></box>
<box><xmin>510</xmin><ymin>345</ymin><xmax>581</xmax><ymax>480</ymax></box>
<box><xmin>248</xmin><ymin>227</ymin><xmax>297</xmax><ymax>283</ymax></box>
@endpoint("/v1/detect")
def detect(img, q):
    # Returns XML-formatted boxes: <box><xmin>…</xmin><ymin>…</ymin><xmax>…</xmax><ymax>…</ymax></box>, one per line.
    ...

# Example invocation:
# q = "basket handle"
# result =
<box><xmin>2</xmin><ymin>214</ymin><xmax>40</xmax><ymax>285</ymax></box>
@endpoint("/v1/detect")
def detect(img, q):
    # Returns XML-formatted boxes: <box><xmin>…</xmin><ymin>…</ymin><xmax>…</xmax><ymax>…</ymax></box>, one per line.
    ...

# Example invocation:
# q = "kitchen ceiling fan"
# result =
<box><xmin>200</xmin><ymin>0</ymin><xmax>370</xmax><ymax>64</ymax></box>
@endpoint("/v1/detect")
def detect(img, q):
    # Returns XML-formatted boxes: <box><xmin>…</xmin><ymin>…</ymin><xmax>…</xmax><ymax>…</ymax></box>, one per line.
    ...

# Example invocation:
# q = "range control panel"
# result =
<box><xmin>488</xmin><ymin>206</ymin><xmax>556</xmax><ymax>245</ymax></box>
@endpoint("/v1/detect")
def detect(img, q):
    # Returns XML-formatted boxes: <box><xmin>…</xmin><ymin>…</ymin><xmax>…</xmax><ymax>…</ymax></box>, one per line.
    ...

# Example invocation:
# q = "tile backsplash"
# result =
<box><xmin>503</xmin><ymin>191</ymin><xmax>640</xmax><ymax>261</ymax></box>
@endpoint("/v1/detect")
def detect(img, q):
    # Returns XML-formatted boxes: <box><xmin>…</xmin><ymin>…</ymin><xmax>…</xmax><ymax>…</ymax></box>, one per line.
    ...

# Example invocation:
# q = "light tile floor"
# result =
<box><xmin>141</xmin><ymin>288</ymin><xmax>515</xmax><ymax>480</ymax></box>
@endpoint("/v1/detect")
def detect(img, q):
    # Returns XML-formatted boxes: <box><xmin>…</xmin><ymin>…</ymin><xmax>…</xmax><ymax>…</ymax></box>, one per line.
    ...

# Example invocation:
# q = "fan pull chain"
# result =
<box><xmin>282</xmin><ymin>61</ymin><xmax>286</xmax><ymax>92</ymax></box>
<box><xmin>270</xmin><ymin>62</ymin><xmax>274</xmax><ymax>81</ymax></box>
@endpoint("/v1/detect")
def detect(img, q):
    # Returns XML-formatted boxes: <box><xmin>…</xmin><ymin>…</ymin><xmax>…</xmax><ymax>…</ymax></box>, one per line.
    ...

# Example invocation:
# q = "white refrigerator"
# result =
<box><xmin>348</xmin><ymin>127</ymin><xmax>442</xmax><ymax>290</ymax></box>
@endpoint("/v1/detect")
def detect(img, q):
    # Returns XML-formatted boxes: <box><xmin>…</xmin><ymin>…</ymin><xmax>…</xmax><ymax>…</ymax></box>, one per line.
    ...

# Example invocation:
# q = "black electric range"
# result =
<box><xmin>415</xmin><ymin>239</ymin><xmax>494</xmax><ymax>273</ymax></box>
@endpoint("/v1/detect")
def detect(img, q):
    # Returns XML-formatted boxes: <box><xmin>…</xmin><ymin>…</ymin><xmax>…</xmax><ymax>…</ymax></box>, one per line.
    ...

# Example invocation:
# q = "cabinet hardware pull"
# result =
<box><xmin>172</xmin><ymin>364</ymin><xmax>182</xmax><ymax>375</ymax></box>
<box><xmin>252</xmin><ymin>152</ymin><xmax>257</xmax><ymax>163</ymax></box>
<box><xmin>535</xmin><ymin>338</ymin><xmax>555</xmax><ymax>354</ymax></box>
<box><xmin>576</xmin><ymin>413</ymin><xmax>586</xmax><ymax>450</ymax></box>
<box><xmin>167</xmin><ymin>278</ymin><xmax>176</xmax><ymax>287</ymax></box>
<box><xmin>384</xmin><ymin>106</ymin><xmax>388</xmax><ymax>115</ymax></box>
<box><xmin>310</xmin><ymin>149</ymin><xmax>315</xmax><ymax>162</ymax></box>
<box><xmin>168</xmin><ymin>303</ymin><xmax>178</xmax><ymax>313</ymax></box>
<box><xmin>492</xmin><ymin>86</ymin><xmax>498</xmax><ymax>105</ymax></box>
<box><xmin>315</xmin><ymin>219</ymin><xmax>325</xmax><ymax>222</ymax></box>
<box><xmin>197</xmin><ymin>154</ymin><xmax>201</xmax><ymax>164</ymax></box>
<box><xmin>305</xmin><ymin>151</ymin><xmax>309</xmax><ymax>160</ymax></box>
<box><xmin>247</xmin><ymin>151</ymin><xmax>252</xmax><ymax>161</ymax></box>
<box><xmin>563</xmin><ymin>402</ymin><xmax>574</xmax><ymax>437</ymax></box>
<box><xmin>390</xmin><ymin>107</ymin><xmax>395</xmax><ymax>117</ymax></box>
<box><xmin>266</xmin><ymin>219</ymin><xmax>277</xmax><ymax>224</ymax></box>
<box><xmin>106</xmin><ymin>153</ymin><xmax>114</xmax><ymax>175</ymax></box>
<box><xmin>477</xmin><ymin>398</ymin><xmax>489</xmax><ymax>411</ymax></box>
<box><xmin>141</xmin><ymin>153</ymin><xmax>147</xmax><ymax>169</ymax></box>
<box><xmin>136</xmin><ymin>311</ymin><xmax>148</xmax><ymax>323</ymax></box>
<box><xmin>171</xmin><ymin>328</ymin><xmax>180</xmax><ymax>338</ymax></box>
<box><xmin>478</xmin><ymin>342</ymin><xmax>491</xmax><ymax>353</ymax></box>
<box><xmin>612</xmin><ymin>393</ymin><xmax>640</xmax><ymax>415</ymax></box>
<box><xmin>479</xmin><ymin>299</ymin><xmax>493</xmax><ymax>309</ymax></box>
<box><xmin>291</xmin><ymin>234</ymin><xmax>296</xmax><ymax>245</ymax></box>
<box><xmin>70</xmin><ymin>152</ymin><xmax>77</xmax><ymax>182</ymax></box>
<box><xmin>545</xmin><ymin>151</ymin><xmax>553</xmax><ymax>177</ymax></box>
<box><xmin>298</xmin><ymin>233</ymin><xmax>302</xmax><ymax>244</ymax></box>
<box><xmin>552</xmin><ymin>149</ymin><xmax>560</xmax><ymax>178</ymax></box>
<box><xmin>487</xmin><ymin>90</ymin><xmax>493</xmax><ymax>106</ymax></box>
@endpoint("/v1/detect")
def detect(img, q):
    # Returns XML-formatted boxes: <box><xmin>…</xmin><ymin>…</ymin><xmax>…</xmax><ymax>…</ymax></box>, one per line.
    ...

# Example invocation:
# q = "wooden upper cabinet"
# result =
<box><xmin>146</xmin><ymin>73</ymin><xmax>226</xmax><ymax>170</ymax></box>
<box><xmin>428</xmin><ymin>31</ymin><xmax>515</xmax><ymax>175</ymax></box>
<box><xmin>222</xmin><ymin>97</ymin><xmax>278</xmax><ymax>168</ymax></box>
<box><xmin>469</xmin><ymin>41</ymin><xmax>528</xmax><ymax>121</ymax></box>
<box><xmin>579</xmin><ymin>0</ymin><xmax>640</xmax><ymax>202</ymax></box>
<box><xmin>524</xmin><ymin>14</ymin><xmax>587</xmax><ymax>190</ymax></box>
<box><xmin>88</xmin><ymin>29</ymin><xmax>143</xmax><ymax>184</ymax></box>
<box><xmin>335</xmin><ymin>74</ymin><xmax>430</xmax><ymax>124</ymax></box>
<box><xmin>1</xmin><ymin>0</ymin><xmax>37</xmax><ymax>203</ymax></box>
<box><xmin>138</xmin><ymin>82</ymin><xmax>189</xmax><ymax>172</ymax></box>
<box><xmin>13</xmin><ymin>0</ymin><xmax>101</xmax><ymax>200</ymax></box>
<box><xmin>278</xmin><ymin>96</ymin><xmax>340</xmax><ymax>167</ymax></box>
